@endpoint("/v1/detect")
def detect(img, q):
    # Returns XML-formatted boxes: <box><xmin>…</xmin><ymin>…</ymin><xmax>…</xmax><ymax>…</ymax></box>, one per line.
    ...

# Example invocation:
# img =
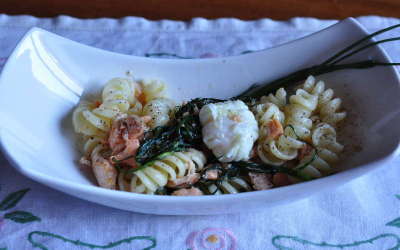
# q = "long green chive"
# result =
<box><xmin>128</xmin><ymin>151</ymin><xmax>174</xmax><ymax>174</ymax></box>
<box><xmin>236</xmin><ymin>23</ymin><xmax>400</xmax><ymax>99</ymax></box>
<box><xmin>329</xmin><ymin>37</ymin><xmax>400</xmax><ymax>65</ymax></box>
<box><xmin>322</xmin><ymin>23</ymin><xmax>400</xmax><ymax>66</ymax></box>
<box><xmin>295</xmin><ymin>149</ymin><xmax>318</xmax><ymax>171</ymax></box>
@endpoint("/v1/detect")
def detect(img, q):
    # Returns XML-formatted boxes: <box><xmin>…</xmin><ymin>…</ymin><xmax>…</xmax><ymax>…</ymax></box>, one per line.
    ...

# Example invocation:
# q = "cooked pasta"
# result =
<box><xmin>141</xmin><ymin>79</ymin><xmax>168</xmax><ymax>103</ymax></box>
<box><xmin>302</xmin><ymin>75</ymin><xmax>346</xmax><ymax>126</ymax></box>
<box><xmin>285</xmin><ymin>88</ymin><xmax>318</xmax><ymax>141</ymax></box>
<box><xmin>73</xmin><ymin>78</ymin><xmax>141</xmax><ymax>136</ymax></box>
<box><xmin>82</xmin><ymin>136</ymin><xmax>104</xmax><ymax>156</ymax></box>
<box><xmin>256</xmin><ymin>84</ymin><xmax>317</xmax><ymax>165</ymax></box>
<box><xmin>260</xmin><ymin>87</ymin><xmax>287</xmax><ymax>109</ymax></box>
<box><xmin>294</xmin><ymin>122</ymin><xmax>344</xmax><ymax>179</ymax></box>
<box><xmin>207</xmin><ymin>177</ymin><xmax>251</xmax><ymax>195</ymax></box>
<box><xmin>73</xmin><ymin>74</ymin><xmax>346</xmax><ymax>196</ymax></box>
<box><xmin>142</xmin><ymin>98</ymin><xmax>175</xmax><ymax>128</ymax></box>
<box><xmin>127</xmin><ymin>149</ymin><xmax>207</xmax><ymax>194</ymax></box>
<box><xmin>72</xmin><ymin>101</ymin><xmax>105</xmax><ymax>137</ymax></box>
<box><xmin>258</xmin><ymin>126</ymin><xmax>305</xmax><ymax>166</ymax></box>
<box><xmin>253</xmin><ymin>102</ymin><xmax>285</xmax><ymax>128</ymax></box>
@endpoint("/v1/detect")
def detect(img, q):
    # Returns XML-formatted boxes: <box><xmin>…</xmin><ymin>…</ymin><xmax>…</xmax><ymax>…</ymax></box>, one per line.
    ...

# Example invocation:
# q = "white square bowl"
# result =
<box><xmin>0</xmin><ymin>18</ymin><xmax>399</xmax><ymax>215</ymax></box>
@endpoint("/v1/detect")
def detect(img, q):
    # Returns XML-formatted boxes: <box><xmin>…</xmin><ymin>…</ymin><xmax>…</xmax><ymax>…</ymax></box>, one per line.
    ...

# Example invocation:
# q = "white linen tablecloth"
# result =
<box><xmin>0</xmin><ymin>14</ymin><xmax>399</xmax><ymax>250</ymax></box>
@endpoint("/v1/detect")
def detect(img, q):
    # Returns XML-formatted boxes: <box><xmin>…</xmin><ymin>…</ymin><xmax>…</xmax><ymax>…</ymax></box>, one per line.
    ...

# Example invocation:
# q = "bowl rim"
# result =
<box><xmin>0</xmin><ymin>17</ymin><xmax>399</xmax><ymax>205</ymax></box>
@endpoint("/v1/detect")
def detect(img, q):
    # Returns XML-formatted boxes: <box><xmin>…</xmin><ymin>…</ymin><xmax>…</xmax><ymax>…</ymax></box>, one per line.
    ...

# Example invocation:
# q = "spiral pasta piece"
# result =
<box><xmin>295</xmin><ymin>123</ymin><xmax>344</xmax><ymax>178</ymax></box>
<box><xmin>253</xmin><ymin>102</ymin><xmax>285</xmax><ymax>128</ymax></box>
<box><xmin>258</xmin><ymin>125</ymin><xmax>305</xmax><ymax>166</ymax></box>
<box><xmin>141</xmin><ymin>79</ymin><xmax>168</xmax><ymax>103</ymax></box>
<box><xmin>285</xmin><ymin>85</ymin><xmax>318</xmax><ymax>140</ymax></box>
<box><xmin>302</xmin><ymin>75</ymin><xmax>346</xmax><ymax>126</ymax></box>
<box><xmin>73</xmin><ymin>101</ymin><xmax>105</xmax><ymax>137</ymax></box>
<box><xmin>128</xmin><ymin>149</ymin><xmax>207</xmax><ymax>194</ymax></box>
<box><xmin>102</xmin><ymin>78</ymin><xmax>138</xmax><ymax>105</ymax></box>
<box><xmin>207</xmin><ymin>177</ymin><xmax>251</xmax><ymax>195</ymax></box>
<box><xmin>82</xmin><ymin>136</ymin><xmax>105</xmax><ymax>156</ymax></box>
<box><xmin>73</xmin><ymin>78</ymin><xmax>143</xmax><ymax>136</ymax></box>
<box><xmin>142</xmin><ymin>98</ymin><xmax>175</xmax><ymax>128</ymax></box>
<box><xmin>260</xmin><ymin>87</ymin><xmax>287</xmax><ymax>109</ymax></box>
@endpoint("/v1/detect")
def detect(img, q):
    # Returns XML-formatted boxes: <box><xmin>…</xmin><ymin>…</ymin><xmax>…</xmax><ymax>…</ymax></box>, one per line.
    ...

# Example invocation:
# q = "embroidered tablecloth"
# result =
<box><xmin>0</xmin><ymin>14</ymin><xmax>400</xmax><ymax>250</ymax></box>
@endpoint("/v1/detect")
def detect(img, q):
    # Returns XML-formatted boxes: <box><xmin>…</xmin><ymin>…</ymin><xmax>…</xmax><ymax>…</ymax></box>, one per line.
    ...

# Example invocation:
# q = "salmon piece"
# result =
<box><xmin>204</xmin><ymin>169</ymin><xmax>219</xmax><ymax>180</ymax></box>
<box><xmin>267</xmin><ymin>119</ymin><xmax>284</xmax><ymax>141</ymax></box>
<box><xmin>171</xmin><ymin>187</ymin><xmax>203</xmax><ymax>196</ymax></box>
<box><xmin>249</xmin><ymin>145</ymin><xmax>257</xmax><ymax>159</ymax></box>
<box><xmin>112</xmin><ymin>138</ymin><xmax>140</xmax><ymax>162</ymax></box>
<box><xmin>298</xmin><ymin>144</ymin><xmax>314</xmax><ymax>161</ymax></box>
<box><xmin>108</xmin><ymin>115</ymin><xmax>146</xmax><ymax>167</ymax></box>
<box><xmin>91</xmin><ymin>148</ymin><xmax>117</xmax><ymax>189</ymax></box>
<box><xmin>272</xmin><ymin>173</ymin><xmax>292</xmax><ymax>187</ymax></box>
<box><xmin>167</xmin><ymin>173</ymin><xmax>200</xmax><ymax>188</ymax></box>
<box><xmin>79</xmin><ymin>156</ymin><xmax>91</xmax><ymax>169</ymax></box>
<box><xmin>248</xmin><ymin>172</ymin><xmax>273</xmax><ymax>190</ymax></box>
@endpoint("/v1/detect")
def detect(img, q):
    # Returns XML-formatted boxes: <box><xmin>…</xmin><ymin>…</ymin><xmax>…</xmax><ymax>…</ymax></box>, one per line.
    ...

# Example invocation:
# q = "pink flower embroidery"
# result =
<box><xmin>186</xmin><ymin>227</ymin><xmax>237</xmax><ymax>250</ymax></box>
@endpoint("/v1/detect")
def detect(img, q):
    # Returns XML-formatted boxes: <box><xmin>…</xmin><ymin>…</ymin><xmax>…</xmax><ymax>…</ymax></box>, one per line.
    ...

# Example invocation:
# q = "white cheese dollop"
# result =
<box><xmin>199</xmin><ymin>100</ymin><xmax>259</xmax><ymax>162</ymax></box>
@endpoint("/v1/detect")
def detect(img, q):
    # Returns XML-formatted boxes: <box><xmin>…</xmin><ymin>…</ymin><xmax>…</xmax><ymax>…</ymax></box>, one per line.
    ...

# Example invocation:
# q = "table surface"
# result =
<box><xmin>0</xmin><ymin>0</ymin><xmax>399</xmax><ymax>20</ymax></box>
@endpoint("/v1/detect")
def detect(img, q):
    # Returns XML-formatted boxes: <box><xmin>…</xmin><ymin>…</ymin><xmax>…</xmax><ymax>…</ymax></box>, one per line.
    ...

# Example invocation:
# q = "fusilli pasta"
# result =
<box><xmin>302</xmin><ymin>76</ymin><xmax>346</xmax><ymax>126</ymax></box>
<box><xmin>295</xmin><ymin>122</ymin><xmax>344</xmax><ymax>178</ymax></box>
<box><xmin>142</xmin><ymin>98</ymin><xmax>175</xmax><ymax>128</ymax></box>
<box><xmin>125</xmin><ymin>149</ymin><xmax>207</xmax><ymax>194</ymax></box>
<box><xmin>141</xmin><ymin>79</ymin><xmax>168</xmax><ymax>103</ymax></box>
<box><xmin>260</xmin><ymin>87</ymin><xmax>287</xmax><ymax>109</ymax></box>
<box><xmin>73</xmin><ymin>78</ymin><xmax>142</xmax><ymax>136</ymax></box>
<box><xmin>207</xmin><ymin>177</ymin><xmax>251</xmax><ymax>195</ymax></box>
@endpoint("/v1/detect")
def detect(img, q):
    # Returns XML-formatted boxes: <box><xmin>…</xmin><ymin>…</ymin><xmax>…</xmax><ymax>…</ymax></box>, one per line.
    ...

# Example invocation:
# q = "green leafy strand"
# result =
<box><xmin>134</xmin><ymin>98</ymin><xmax>223</xmax><ymax>167</ymax></box>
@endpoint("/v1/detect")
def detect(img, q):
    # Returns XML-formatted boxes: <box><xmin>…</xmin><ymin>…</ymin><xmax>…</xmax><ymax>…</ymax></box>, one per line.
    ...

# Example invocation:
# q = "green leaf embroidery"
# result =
<box><xmin>4</xmin><ymin>211</ymin><xmax>41</xmax><ymax>223</ymax></box>
<box><xmin>396</xmin><ymin>194</ymin><xmax>400</xmax><ymax>200</ymax></box>
<box><xmin>0</xmin><ymin>188</ymin><xmax>30</xmax><ymax>211</ymax></box>
<box><xmin>0</xmin><ymin>248</ymin><xmax>7</xmax><ymax>250</ymax></box>
<box><xmin>387</xmin><ymin>217</ymin><xmax>400</xmax><ymax>228</ymax></box>
<box><xmin>28</xmin><ymin>231</ymin><xmax>156</xmax><ymax>250</ymax></box>
<box><xmin>271</xmin><ymin>233</ymin><xmax>400</xmax><ymax>249</ymax></box>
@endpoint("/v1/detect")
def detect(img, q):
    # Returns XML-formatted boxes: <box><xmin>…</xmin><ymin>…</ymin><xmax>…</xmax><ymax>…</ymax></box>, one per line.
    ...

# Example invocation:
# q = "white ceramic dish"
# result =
<box><xmin>0</xmin><ymin>18</ymin><xmax>399</xmax><ymax>215</ymax></box>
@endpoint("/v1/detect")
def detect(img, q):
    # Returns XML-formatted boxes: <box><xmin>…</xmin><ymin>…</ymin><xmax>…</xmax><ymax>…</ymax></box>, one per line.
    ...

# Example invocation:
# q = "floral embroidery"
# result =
<box><xmin>272</xmin><ymin>194</ymin><xmax>400</xmax><ymax>249</ymax></box>
<box><xmin>0</xmin><ymin>188</ymin><xmax>40</xmax><ymax>224</ymax></box>
<box><xmin>186</xmin><ymin>227</ymin><xmax>237</xmax><ymax>250</ymax></box>
<box><xmin>27</xmin><ymin>231</ymin><xmax>156</xmax><ymax>250</ymax></box>
<box><xmin>0</xmin><ymin>188</ymin><xmax>40</xmax><ymax>250</ymax></box>
<box><xmin>387</xmin><ymin>194</ymin><xmax>400</xmax><ymax>228</ymax></box>
<box><xmin>272</xmin><ymin>234</ymin><xmax>400</xmax><ymax>249</ymax></box>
